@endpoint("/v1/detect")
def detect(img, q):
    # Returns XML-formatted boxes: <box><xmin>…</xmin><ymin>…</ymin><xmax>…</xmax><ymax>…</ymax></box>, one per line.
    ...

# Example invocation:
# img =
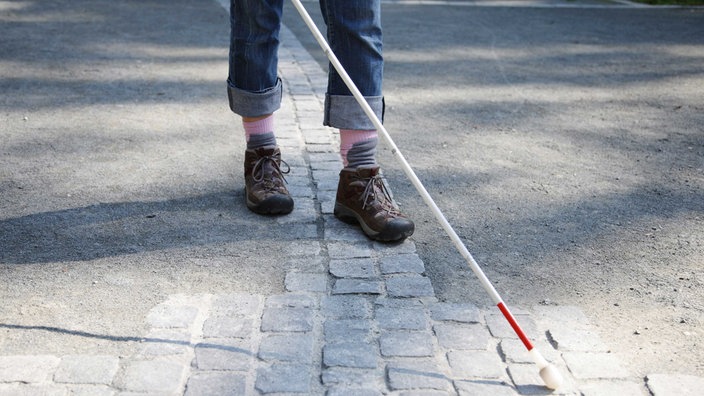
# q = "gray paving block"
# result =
<box><xmin>327</xmin><ymin>242</ymin><xmax>373</xmax><ymax>259</ymax></box>
<box><xmin>0</xmin><ymin>355</ymin><xmax>60</xmax><ymax>383</ymax></box>
<box><xmin>379</xmin><ymin>331</ymin><xmax>434</xmax><ymax>357</ymax></box>
<box><xmin>321</xmin><ymin>367</ymin><xmax>380</xmax><ymax>386</ymax></box>
<box><xmin>194</xmin><ymin>338</ymin><xmax>254</xmax><ymax>371</ymax></box>
<box><xmin>433</xmin><ymin>323</ymin><xmax>491</xmax><ymax>350</ymax></box>
<box><xmin>429</xmin><ymin>302</ymin><xmax>482</xmax><ymax>324</ymax></box>
<box><xmin>324</xmin><ymin>319</ymin><xmax>372</xmax><ymax>343</ymax></box>
<box><xmin>322</xmin><ymin>295</ymin><xmax>370</xmax><ymax>319</ymax></box>
<box><xmin>184</xmin><ymin>372</ymin><xmax>246</xmax><ymax>396</ymax></box>
<box><xmin>562</xmin><ymin>352</ymin><xmax>630</xmax><ymax>379</ymax></box>
<box><xmin>329</xmin><ymin>258</ymin><xmax>377</xmax><ymax>278</ymax></box>
<box><xmin>258</xmin><ymin>333</ymin><xmax>314</xmax><ymax>363</ymax></box>
<box><xmin>255</xmin><ymin>363</ymin><xmax>312</xmax><ymax>394</ymax></box>
<box><xmin>646</xmin><ymin>373</ymin><xmax>704</xmax><ymax>396</ymax></box>
<box><xmin>323</xmin><ymin>342</ymin><xmax>379</xmax><ymax>369</ymax></box>
<box><xmin>332</xmin><ymin>278</ymin><xmax>383</xmax><ymax>295</ymax></box>
<box><xmin>455</xmin><ymin>380</ymin><xmax>518</xmax><ymax>396</ymax></box>
<box><xmin>0</xmin><ymin>384</ymin><xmax>68</xmax><ymax>396</ymax></box>
<box><xmin>375</xmin><ymin>306</ymin><xmax>428</xmax><ymax>330</ymax></box>
<box><xmin>54</xmin><ymin>355</ymin><xmax>119</xmax><ymax>385</ymax></box>
<box><xmin>265</xmin><ymin>293</ymin><xmax>316</xmax><ymax>308</ymax></box>
<box><xmin>285</xmin><ymin>271</ymin><xmax>328</xmax><ymax>292</ymax></box>
<box><xmin>386</xmin><ymin>360</ymin><xmax>452</xmax><ymax>391</ymax></box>
<box><xmin>202</xmin><ymin>316</ymin><xmax>253</xmax><ymax>338</ymax></box>
<box><xmin>379</xmin><ymin>254</ymin><xmax>425</xmax><ymax>274</ymax></box>
<box><xmin>121</xmin><ymin>359</ymin><xmax>186</xmax><ymax>393</ymax></box>
<box><xmin>447</xmin><ymin>350</ymin><xmax>506</xmax><ymax>379</ymax></box>
<box><xmin>327</xmin><ymin>387</ymin><xmax>382</xmax><ymax>396</ymax></box>
<box><xmin>386</xmin><ymin>274</ymin><xmax>435</xmax><ymax>298</ymax></box>
<box><xmin>261</xmin><ymin>307</ymin><xmax>314</xmax><ymax>332</ymax></box>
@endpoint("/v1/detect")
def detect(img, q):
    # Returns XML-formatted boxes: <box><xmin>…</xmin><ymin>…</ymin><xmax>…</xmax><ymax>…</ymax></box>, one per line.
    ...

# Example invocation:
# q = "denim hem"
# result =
<box><xmin>227</xmin><ymin>78</ymin><xmax>282</xmax><ymax>117</ymax></box>
<box><xmin>324</xmin><ymin>94</ymin><xmax>384</xmax><ymax>130</ymax></box>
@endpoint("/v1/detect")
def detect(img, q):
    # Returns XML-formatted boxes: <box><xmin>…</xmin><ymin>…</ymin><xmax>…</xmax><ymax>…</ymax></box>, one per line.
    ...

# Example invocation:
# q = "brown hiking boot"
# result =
<box><xmin>244</xmin><ymin>146</ymin><xmax>294</xmax><ymax>215</ymax></box>
<box><xmin>334</xmin><ymin>166</ymin><xmax>415</xmax><ymax>242</ymax></box>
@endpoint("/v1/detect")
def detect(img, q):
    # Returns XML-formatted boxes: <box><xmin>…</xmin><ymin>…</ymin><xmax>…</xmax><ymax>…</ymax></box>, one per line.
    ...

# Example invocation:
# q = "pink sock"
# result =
<box><xmin>340</xmin><ymin>129</ymin><xmax>378</xmax><ymax>167</ymax></box>
<box><xmin>243</xmin><ymin>115</ymin><xmax>275</xmax><ymax>143</ymax></box>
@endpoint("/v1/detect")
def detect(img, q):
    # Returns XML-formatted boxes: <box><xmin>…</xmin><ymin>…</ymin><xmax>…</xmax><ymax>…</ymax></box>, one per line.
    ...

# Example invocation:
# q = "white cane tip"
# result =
<box><xmin>539</xmin><ymin>364</ymin><xmax>563</xmax><ymax>390</ymax></box>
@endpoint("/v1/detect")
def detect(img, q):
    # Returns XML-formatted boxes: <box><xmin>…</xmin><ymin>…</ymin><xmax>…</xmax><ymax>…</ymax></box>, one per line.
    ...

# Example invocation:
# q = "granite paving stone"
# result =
<box><xmin>332</xmin><ymin>278</ymin><xmax>384</xmax><ymax>295</ymax></box>
<box><xmin>194</xmin><ymin>338</ymin><xmax>254</xmax><ymax>371</ymax></box>
<box><xmin>386</xmin><ymin>274</ymin><xmax>435</xmax><ymax>298</ymax></box>
<box><xmin>386</xmin><ymin>360</ymin><xmax>452</xmax><ymax>392</ymax></box>
<box><xmin>379</xmin><ymin>254</ymin><xmax>426</xmax><ymax>274</ymax></box>
<box><xmin>258</xmin><ymin>333</ymin><xmax>315</xmax><ymax>362</ymax></box>
<box><xmin>0</xmin><ymin>355</ymin><xmax>60</xmax><ymax>383</ymax></box>
<box><xmin>54</xmin><ymin>355</ymin><xmax>119</xmax><ymax>385</ymax></box>
<box><xmin>429</xmin><ymin>302</ymin><xmax>482</xmax><ymax>324</ymax></box>
<box><xmin>323</xmin><ymin>342</ymin><xmax>379</xmax><ymax>369</ymax></box>
<box><xmin>379</xmin><ymin>331</ymin><xmax>434</xmax><ymax>357</ymax></box>
<box><xmin>184</xmin><ymin>372</ymin><xmax>247</xmax><ymax>396</ymax></box>
<box><xmin>447</xmin><ymin>350</ymin><xmax>507</xmax><ymax>379</ymax></box>
<box><xmin>255</xmin><ymin>363</ymin><xmax>312</xmax><ymax>394</ymax></box>
<box><xmin>120</xmin><ymin>359</ymin><xmax>187</xmax><ymax>393</ymax></box>
<box><xmin>433</xmin><ymin>323</ymin><xmax>491</xmax><ymax>350</ymax></box>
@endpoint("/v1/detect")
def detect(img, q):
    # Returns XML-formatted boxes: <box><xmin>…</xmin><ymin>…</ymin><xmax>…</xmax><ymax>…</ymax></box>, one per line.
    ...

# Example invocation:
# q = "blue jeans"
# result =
<box><xmin>227</xmin><ymin>0</ymin><xmax>383</xmax><ymax>130</ymax></box>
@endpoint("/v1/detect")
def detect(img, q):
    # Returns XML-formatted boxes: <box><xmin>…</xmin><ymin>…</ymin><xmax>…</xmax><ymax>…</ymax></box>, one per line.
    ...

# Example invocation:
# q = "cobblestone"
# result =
<box><xmin>0</xmin><ymin>355</ymin><xmax>60</xmax><ymax>383</ymax></box>
<box><xmin>447</xmin><ymin>350</ymin><xmax>507</xmax><ymax>379</ymax></box>
<box><xmin>329</xmin><ymin>258</ymin><xmax>377</xmax><ymax>278</ymax></box>
<box><xmin>386</xmin><ymin>360</ymin><xmax>452</xmax><ymax>391</ymax></box>
<box><xmin>258</xmin><ymin>333</ymin><xmax>314</xmax><ymax>362</ymax></box>
<box><xmin>323</xmin><ymin>343</ymin><xmax>378</xmax><ymax>369</ymax></box>
<box><xmin>255</xmin><ymin>363</ymin><xmax>312</xmax><ymax>394</ymax></box>
<box><xmin>332</xmin><ymin>278</ymin><xmax>384</xmax><ymax>295</ymax></box>
<box><xmin>385</xmin><ymin>274</ymin><xmax>435</xmax><ymax>298</ymax></box>
<box><xmin>433</xmin><ymin>323</ymin><xmax>491</xmax><ymax>350</ymax></box>
<box><xmin>379</xmin><ymin>331</ymin><xmax>434</xmax><ymax>357</ymax></box>
<box><xmin>54</xmin><ymin>355</ymin><xmax>119</xmax><ymax>385</ymax></box>
<box><xmin>429</xmin><ymin>302</ymin><xmax>482</xmax><ymax>324</ymax></box>
<box><xmin>184</xmin><ymin>372</ymin><xmax>247</xmax><ymax>396</ymax></box>
<box><xmin>120</xmin><ymin>359</ymin><xmax>187</xmax><ymax>393</ymax></box>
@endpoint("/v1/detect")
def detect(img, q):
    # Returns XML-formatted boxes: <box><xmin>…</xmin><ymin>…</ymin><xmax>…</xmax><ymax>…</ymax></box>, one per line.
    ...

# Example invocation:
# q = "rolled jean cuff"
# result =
<box><xmin>324</xmin><ymin>94</ymin><xmax>384</xmax><ymax>130</ymax></box>
<box><xmin>227</xmin><ymin>78</ymin><xmax>282</xmax><ymax>118</ymax></box>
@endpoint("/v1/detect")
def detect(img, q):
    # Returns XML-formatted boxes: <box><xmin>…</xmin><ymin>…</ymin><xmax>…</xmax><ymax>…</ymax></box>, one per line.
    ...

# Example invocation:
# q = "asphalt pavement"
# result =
<box><xmin>1</xmin><ymin>0</ymin><xmax>703</xmax><ymax>395</ymax></box>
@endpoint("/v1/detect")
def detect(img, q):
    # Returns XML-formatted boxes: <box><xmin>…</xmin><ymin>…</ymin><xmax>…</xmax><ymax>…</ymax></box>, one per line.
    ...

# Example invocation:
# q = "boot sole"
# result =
<box><xmin>334</xmin><ymin>202</ymin><xmax>414</xmax><ymax>242</ymax></box>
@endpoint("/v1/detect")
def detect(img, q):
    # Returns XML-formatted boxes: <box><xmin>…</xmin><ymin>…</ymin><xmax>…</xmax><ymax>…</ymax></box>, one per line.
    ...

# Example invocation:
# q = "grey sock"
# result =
<box><xmin>247</xmin><ymin>131</ymin><xmax>276</xmax><ymax>150</ymax></box>
<box><xmin>346</xmin><ymin>137</ymin><xmax>378</xmax><ymax>168</ymax></box>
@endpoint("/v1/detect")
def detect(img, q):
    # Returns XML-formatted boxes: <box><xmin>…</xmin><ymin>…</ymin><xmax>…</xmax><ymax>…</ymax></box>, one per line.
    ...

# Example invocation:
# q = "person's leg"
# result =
<box><xmin>321</xmin><ymin>0</ymin><xmax>414</xmax><ymax>242</ymax></box>
<box><xmin>228</xmin><ymin>0</ymin><xmax>293</xmax><ymax>215</ymax></box>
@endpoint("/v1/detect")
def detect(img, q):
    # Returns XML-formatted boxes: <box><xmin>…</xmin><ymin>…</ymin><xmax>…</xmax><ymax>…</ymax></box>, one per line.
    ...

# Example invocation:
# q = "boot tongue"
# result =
<box><xmin>356</xmin><ymin>166</ymin><xmax>380</xmax><ymax>178</ymax></box>
<box><xmin>254</xmin><ymin>146</ymin><xmax>279</xmax><ymax>157</ymax></box>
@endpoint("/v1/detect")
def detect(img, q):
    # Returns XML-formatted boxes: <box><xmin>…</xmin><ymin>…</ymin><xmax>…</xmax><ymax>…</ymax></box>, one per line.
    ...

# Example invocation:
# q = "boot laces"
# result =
<box><xmin>252</xmin><ymin>155</ymin><xmax>290</xmax><ymax>190</ymax></box>
<box><xmin>361</xmin><ymin>174</ymin><xmax>402</xmax><ymax>216</ymax></box>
